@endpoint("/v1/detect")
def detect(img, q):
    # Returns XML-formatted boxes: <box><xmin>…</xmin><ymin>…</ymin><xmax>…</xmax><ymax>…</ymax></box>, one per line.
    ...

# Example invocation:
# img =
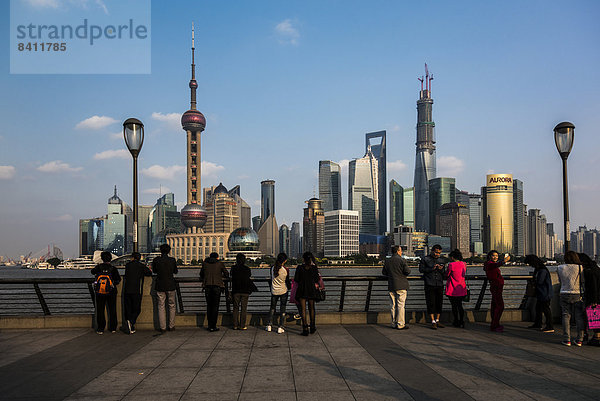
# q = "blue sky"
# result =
<box><xmin>1</xmin><ymin>0</ymin><xmax>599</xmax><ymax>259</ymax></box>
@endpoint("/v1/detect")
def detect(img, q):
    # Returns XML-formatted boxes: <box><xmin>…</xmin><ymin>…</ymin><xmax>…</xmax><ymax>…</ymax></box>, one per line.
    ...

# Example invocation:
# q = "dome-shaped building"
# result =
<box><xmin>226</xmin><ymin>227</ymin><xmax>262</xmax><ymax>260</ymax></box>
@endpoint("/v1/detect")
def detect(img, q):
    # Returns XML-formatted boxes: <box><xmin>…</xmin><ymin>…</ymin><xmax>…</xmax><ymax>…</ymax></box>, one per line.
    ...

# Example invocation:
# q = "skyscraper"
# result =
<box><xmin>279</xmin><ymin>224</ymin><xmax>290</xmax><ymax>255</ymax></box>
<box><xmin>318</xmin><ymin>160</ymin><xmax>342</xmax><ymax>212</ymax></box>
<box><xmin>512</xmin><ymin>179</ymin><xmax>525</xmax><ymax>256</ymax></box>
<box><xmin>303</xmin><ymin>198</ymin><xmax>325</xmax><ymax>257</ymax></box>
<box><xmin>437</xmin><ymin>202</ymin><xmax>470</xmax><ymax>257</ymax></box>
<box><xmin>403</xmin><ymin>187</ymin><xmax>415</xmax><ymax>228</ymax></box>
<box><xmin>180</xmin><ymin>25</ymin><xmax>208</xmax><ymax>233</ymax></box>
<box><xmin>482</xmin><ymin>174</ymin><xmax>513</xmax><ymax>254</ymax></box>
<box><xmin>413</xmin><ymin>64</ymin><xmax>436</xmax><ymax>233</ymax></box>
<box><xmin>203</xmin><ymin>183</ymin><xmax>240</xmax><ymax>234</ymax></box>
<box><xmin>468</xmin><ymin>193</ymin><xmax>483</xmax><ymax>253</ymax></box>
<box><xmin>349</xmin><ymin>147</ymin><xmax>379</xmax><ymax>235</ymax></box>
<box><xmin>527</xmin><ymin>209</ymin><xmax>548</xmax><ymax>257</ymax></box>
<box><xmin>429</xmin><ymin>177</ymin><xmax>455</xmax><ymax>234</ymax></box>
<box><xmin>290</xmin><ymin>222</ymin><xmax>301</xmax><ymax>258</ymax></box>
<box><xmin>366</xmin><ymin>131</ymin><xmax>387</xmax><ymax>234</ymax></box>
<box><xmin>105</xmin><ymin>186</ymin><xmax>127</xmax><ymax>255</ymax></box>
<box><xmin>389</xmin><ymin>180</ymin><xmax>403</xmax><ymax>230</ymax></box>
<box><xmin>324</xmin><ymin>210</ymin><xmax>359</xmax><ymax>257</ymax></box>
<box><xmin>260</xmin><ymin>180</ymin><xmax>275</xmax><ymax>226</ymax></box>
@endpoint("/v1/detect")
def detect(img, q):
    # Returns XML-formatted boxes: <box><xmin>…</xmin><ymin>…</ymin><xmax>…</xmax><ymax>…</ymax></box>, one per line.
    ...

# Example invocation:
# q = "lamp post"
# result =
<box><xmin>554</xmin><ymin>121</ymin><xmax>575</xmax><ymax>253</ymax></box>
<box><xmin>123</xmin><ymin>118</ymin><xmax>145</xmax><ymax>254</ymax></box>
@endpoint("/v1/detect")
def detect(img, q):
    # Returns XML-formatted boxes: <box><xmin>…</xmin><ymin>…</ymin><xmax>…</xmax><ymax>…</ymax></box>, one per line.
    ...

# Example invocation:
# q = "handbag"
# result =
<box><xmin>525</xmin><ymin>278</ymin><xmax>536</xmax><ymax>297</ymax></box>
<box><xmin>316</xmin><ymin>273</ymin><xmax>326</xmax><ymax>302</ymax></box>
<box><xmin>463</xmin><ymin>282</ymin><xmax>471</xmax><ymax>303</ymax></box>
<box><xmin>586</xmin><ymin>305</ymin><xmax>600</xmax><ymax>330</ymax></box>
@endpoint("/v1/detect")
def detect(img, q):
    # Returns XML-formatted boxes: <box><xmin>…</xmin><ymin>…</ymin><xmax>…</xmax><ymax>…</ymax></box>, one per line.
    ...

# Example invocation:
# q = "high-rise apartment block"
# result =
<box><xmin>429</xmin><ymin>177</ymin><xmax>455</xmax><ymax>234</ymax></box>
<box><xmin>468</xmin><ymin>193</ymin><xmax>483</xmax><ymax>254</ymax></box>
<box><xmin>436</xmin><ymin>202</ymin><xmax>470</xmax><ymax>257</ymax></box>
<box><xmin>279</xmin><ymin>224</ymin><xmax>290</xmax><ymax>256</ymax></box>
<box><xmin>290</xmin><ymin>222</ymin><xmax>301</xmax><ymax>258</ymax></box>
<box><xmin>319</xmin><ymin>161</ymin><xmax>342</xmax><ymax>212</ymax></box>
<box><xmin>324</xmin><ymin>210</ymin><xmax>359</xmax><ymax>257</ymax></box>
<box><xmin>260</xmin><ymin>180</ymin><xmax>275</xmax><ymax>227</ymax></box>
<box><xmin>414</xmin><ymin>65</ymin><xmax>436</xmax><ymax>233</ymax></box>
<box><xmin>203</xmin><ymin>183</ymin><xmax>240</xmax><ymax>234</ymax></box>
<box><xmin>527</xmin><ymin>209</ymin><xmax>548</xmax><ymax>258</ymax></box>
<box><xmin>349</xmin><ymin>147</ymin><xmax>379</xmax><ymax>235</ymax></box>
<box><xmin>389</xmin><ymin>180</ymin><xmax>403</xmax><ymax>231</ymax></box>
<box><xmin>482</xmin><ymin>174</ymin><xmax>513</xmax><ymax>254</ymax></box>
<box><xmin>513</xmin><ymin>179</ymin><xmax>525</xmax><ymax>256</ymax></box>
<box><xmin>403</xmin><ymin>187</ymin><xmax>415</xmax><ymax>228</ymax></box>
<box><xmin>303</xmin><ymin>198</ymin><xmax>325</xmax><ymax>257</ymax></box>
<box><xmin>366</xmin><ymin>131</ymin><xmax>387</xmax><ymax>234</ymax></box>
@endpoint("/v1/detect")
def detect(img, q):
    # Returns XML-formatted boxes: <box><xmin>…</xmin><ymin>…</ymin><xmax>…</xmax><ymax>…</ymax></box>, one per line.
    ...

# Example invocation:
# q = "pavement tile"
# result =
<box><xmin>238</xmin><ymin>392</ymin><xmax>297</xmax><ymax>401</ymax></box>
<box><xmin>253</xmin><ymin>331</ymin><xmax>290</xmax><ymax>348</ymax></box>
<box><xmin>293</xmin><ymin>364</ymin><xmax>348</xmax><ymax>391</ymax></box>
<box><xmin>241</xmin><ymin>364</ymin><xmax>294</xmax><ymax>392</ymax></box>
<box><xmin>296</xmin><ymin>391</ymin><xmax>355</xmax><ymax>400</ymax></box>
<box><xmin>204</xmin><ymin>348</ymin><xmax>251</xmax><ymax>367</ymax></box>
<box><xmin>127</xmin><ymin>367</ymin><xmax>198</xmax><ymax>395</ymax></box>
<box><xmin>68</xmin><ymin>368</ymin><xmax>148</xmax><ymax>397</ymax></box>
<box><xmin>290</xmin><ymin>347</ymin><xmax>334</xmax><ymax>366</ymax></box>
<box><xmin>186</xmin><ymin>366</ymin><xmax>245</xmax><ymax>394</ymax></box>
<box><xmin>114</xmin><ymin>349</ymin><xmax>172</xmax><ymax>368</ymax></box>
<box><xmin>179</xmin><ymin>331</ymin><xmax>226</xmax><ymax>350</ymax></box>
<box><xmin>328</xmin><ymin>346</ymin><xmax>378</xmax><ymax>366</ymax></box>
<box><xmin>248</xmin><ymin>347</ymin><xmax>291</xmax><ymax>366</ymax></box>
<box><xmin>160</xmin><ymin>349</ymin><xmax>211</xmax><ymax>368</ymax></box>
<box><xmin>352</xmin><ymin>389</ymin><xmax>414</xmax><ymax>401</ymax></box>
<box><xmin>338</xmin><ymin>365</ymin><xmax>401</xmax><ymax>392</ymax></box>
<box><xmin>181</xmin><ymin>392</ymin><xmax>239</xmax><ymax>401</ymax></box>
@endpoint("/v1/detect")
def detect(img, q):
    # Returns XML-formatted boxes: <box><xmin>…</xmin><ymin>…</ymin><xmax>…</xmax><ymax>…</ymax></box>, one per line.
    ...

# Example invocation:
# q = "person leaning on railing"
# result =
<box><xmin>419</xmin><ymin>244</ymin><xmax>446</xmax><ymax>329</ymax></box>
<box><xmin>230</xmin><ymin>253</ymin><xmax>256</xmax><ymax>331</ymax></box>
<box><xmin>91</xmin><ymin>251</ymin><xmax>121</xmax><ymax>334</ymax></box>
<box><xmin>446</xmin><ymin>249</ymin><xmax>467</xmax><ymax>328</ymax></box>
<box><xmin>524</xmin><ymin>254</ymin><xmax>554</xmax><ymax>333</ymax></box>
<box><xmin>200</xmin><ymin>252</ymin><xmax>229</xmax><ymax>332</ymax></box>
<box><xmin>557</xmin><ymin>251</ymin><xmax>586</xmax><ymax>347</ymax></box>
<box><xmin>152</xmin><ymin>244</ymin><xmax>178</xmax><ymax>333</ymax></box>
<box><xmin>382</xmin><ymin>245</ymin><xmax>410</xmax><ymax>330</ymax></box>
<box><xmin>294</xmin><ymin>252</ymin><xmax>320</xmax><ymax>336</ymax></box>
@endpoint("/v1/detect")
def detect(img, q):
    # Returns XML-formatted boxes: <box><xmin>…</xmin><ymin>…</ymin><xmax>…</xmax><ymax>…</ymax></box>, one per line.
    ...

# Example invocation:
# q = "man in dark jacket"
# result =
<box><xmin>152</xmin><ymin>244</ymin><xmax>178</xmax><ymax>333</ymax></box>
<box><xmin>200</xmin><ymin>252</ymin><xmax>229</xmax><ymax>332</ymax></box>
<box><xmin>124</xmin><ymin>252</ymin><xmax>152</xmax><ymax>334</ymax></box>
<box><xmin>382</xmin><ymin>246</ymin><xmax>411</xmax><ymax>330</ymax></box>
<box><xmin>91</xmin><ymin>251</ymin><xmax>121</xmax><ymax>334</ymax></box>
<box><xmin>419</xmin><ymin>244</ymin><xmax>446</xmax><ymax>329</ymax></box>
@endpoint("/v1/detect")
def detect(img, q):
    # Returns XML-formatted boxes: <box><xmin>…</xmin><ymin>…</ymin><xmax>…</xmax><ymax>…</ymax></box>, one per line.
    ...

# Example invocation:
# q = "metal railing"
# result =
<box><xmin>0</xmin><ymin>275</ymin><xmax>533</xmax><ymax>317</ymax></box>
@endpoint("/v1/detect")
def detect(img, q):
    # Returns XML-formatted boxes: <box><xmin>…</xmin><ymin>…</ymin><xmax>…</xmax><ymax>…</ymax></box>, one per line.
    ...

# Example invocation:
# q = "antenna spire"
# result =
<box><xmin>189</xmin><ymin>22</ymin><xmax>197</xmax><ymax>110</ymax></box>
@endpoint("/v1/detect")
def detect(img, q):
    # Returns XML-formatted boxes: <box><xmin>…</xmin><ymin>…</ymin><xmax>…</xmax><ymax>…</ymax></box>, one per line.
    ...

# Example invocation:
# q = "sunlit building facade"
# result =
<box><xmin>482</xmin><ymin>174</ymin><xmax>514</xmax><ymax>254</ymax></box>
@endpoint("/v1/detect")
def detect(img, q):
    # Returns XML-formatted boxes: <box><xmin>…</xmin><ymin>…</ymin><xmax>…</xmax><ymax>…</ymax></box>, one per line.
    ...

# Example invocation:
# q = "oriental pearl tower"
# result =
<box><xmin>180</xmin><ymin>24</ymin><xmax>208</xmax><ymax>233</ymax></box>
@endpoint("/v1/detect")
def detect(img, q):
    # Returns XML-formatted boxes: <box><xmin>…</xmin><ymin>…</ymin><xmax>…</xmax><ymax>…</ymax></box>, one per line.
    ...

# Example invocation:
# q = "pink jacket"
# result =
<box><xmin>446</xmin><ymin>261</ymin><xmax>467</xmax><ymax>297</ymax></box>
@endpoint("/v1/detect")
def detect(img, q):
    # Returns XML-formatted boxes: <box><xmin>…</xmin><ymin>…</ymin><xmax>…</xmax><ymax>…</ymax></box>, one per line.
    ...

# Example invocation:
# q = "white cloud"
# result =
<box><xmin>387</xmin><ymin>160</ymin><xmax>408</xmax><ymax>173</ymax></box>
<box><xmin>24</xmin><ymin>0</ymin><xmax>59</xmax><ymax>8</ymax></box>
<box><xmin>0</xmin><ymin>165</ymin><xmax>16</xmax><ymax>180</ymax></box>
<box><xmin>93</xmin><ymin>149</ymin><xmax>129</xmax><ymax>160</ymax></box>
<box><xmin>48</xmin><ymin>214</ymin><xmax>73</xmax><ymax>222</ymax></box>
<box><xmin>486</xmin><ymin>169</ymin><xmax>495</xmax><ymax>175</ymax></box>
<box><xmin>152</xmin><ymin>112</ymin><xmax>182</xmax><ymax>131</ymax></box>
<box><xmin>438</xmin><ymin>156</ymin><xmax>465</xmax><ymax>176</ymax></box>
<box><xmin>275</xmin><ymin>19</ymin><xmax>300</xmax><ymax>45</ymax></box>
<box><xmin>109</xmin><ymin>132</ymin><xmax>123</xmax><ymax>140</ymax></box>
<box><xmin>76</xmin><ymin>115</ymin><xmax>118</xmax><ymax>130</ymax></box>
<box><xmin>141</xmin><ymin>165</ymin><xmax>185</xmax><ymax>181</ymax></box>
<box><xmin>95</xmin><ymin>0</ymin><xmax>108</xmax><ymax>14</ymax></box>
<box><xmin>143</xmin><ymin>187</ymin><xmax>172</xmax><ymax>195</ymax></box>
<box><xmin>201</xmin><ymin>161</ymin><xmax>225</xmax><ymax>177</ymax></box>
<box><xmin>37</xmin><ymin>160</ymin><xmax>83</xmax><ymax>173</ymax></box>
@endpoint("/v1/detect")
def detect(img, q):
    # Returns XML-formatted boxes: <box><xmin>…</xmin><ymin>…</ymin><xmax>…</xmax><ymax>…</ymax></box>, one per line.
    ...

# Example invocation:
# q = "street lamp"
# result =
<box><xmin>554</xmin><ymin>121</ymin><xmax>575</xmax><ymax>253</ymax></box>
<box><xmin>123</xmin><ymin>118</ymin><xmax>145</xmax><ymax>254</ymax></box>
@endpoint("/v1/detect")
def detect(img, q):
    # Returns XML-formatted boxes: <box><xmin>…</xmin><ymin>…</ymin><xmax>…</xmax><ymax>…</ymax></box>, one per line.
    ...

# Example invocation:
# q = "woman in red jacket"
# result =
<box><xmin>484</xmin><ymin>250</ymin><xmax>510</xmax><ymax>332</ymax></box>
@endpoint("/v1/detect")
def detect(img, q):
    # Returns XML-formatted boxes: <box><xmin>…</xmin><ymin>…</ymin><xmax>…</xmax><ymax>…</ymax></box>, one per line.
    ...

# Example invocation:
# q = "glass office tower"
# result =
<box><xmin>319</xmin><ymin>160</ymin><xmax>342</xmax><ymax>212</ymax></box>
<box><xmin>389</xmin><ymin>180</ymin><xmax>403</xmax><ymax>230</ymax></box>
<box><xmin>428</xmin><ymin>177</ymin><xmax>455</xmax><ymax>234</ymax></box>
<box><xmin>366</xmin><ymin>131</ymin><xmax>387</xmax><ymax>234</ymax></box>
<box><xmin>349</xmin><ymin>147</ymin><xmax>379</xmax><ymax>235</ymax></box>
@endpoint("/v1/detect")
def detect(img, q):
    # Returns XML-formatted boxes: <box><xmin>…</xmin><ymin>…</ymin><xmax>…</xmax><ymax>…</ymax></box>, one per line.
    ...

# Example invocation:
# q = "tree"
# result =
<box><xmin>176</xmin><ymin>259</ymin><xmax>184</xmax><ymax>266</ymax></box>
<box><xmin>190</xmin><ymin>259</ymin><xmax>199</xmax><ymax>266</ymax></box>
<box><xmin>47</xmin><ymin>257</ymin><xmax>61</xmax><ymax>268</ymax></box>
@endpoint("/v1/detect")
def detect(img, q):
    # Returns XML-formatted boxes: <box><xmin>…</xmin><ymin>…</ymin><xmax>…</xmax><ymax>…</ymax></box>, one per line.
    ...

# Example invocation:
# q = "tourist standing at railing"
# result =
<box><xmin>295</xmin><ymin>252</ymin><xmax>321</xmax><ymax>336</ymax></box>
<box><xmin>200</xmin><ymin>252</ymin><xmax>229</xmax><ymax>332</ymax></box>
<box><xmin>267</xmin><ymin>253</ymin><xmax>290</xmax><ymax>334</ymax></box>
<box><xmin>578</xmin><ymin>253</ymin><xmax>600</xmax><ymax>346</ymax></box>
<box><xmin>382</xmin><ymin>245</ymin><xmax>411</xmax><ymax>330</ymax></box>
<box><xmin>484</xmin><ymin>250</ymin><xmax>510</xmax><ymax>333</ymax></box>
<box><xmin>419</xmin><ymin>244</ymin><xmax>446</xmax><ymax>329</ymax></box>
<box><xmin>557</xmin><ymin>251</ymin><xmax>586</xmax><ymax>346</ymax></box>
<box><xmin>524</xmin><ymin>254</ymin><xmax>554</xmax><ymax>333</ymax></box>
<box><xmin>446</xmin><ymin>249</ymin><xmax>467</xmax><ymax>328</ymax></box>
<box><xmin>91</xmin><ymin>251</ymin><xmax>121</xmax><ymax>334</ymax></box>
<box><xmin>230</xmin><ymin>253</ymin><xmax>256</xmax><ymax>330</ymax></box>
<box><xmin>152</xmin><ymin>244</ymin><xmax>178</xmax><ymax>333</ymax></box>
<box><xmin>123</xmin><ymin>252</ymin><xmax>152</xmax><ymax>334</ymax></box>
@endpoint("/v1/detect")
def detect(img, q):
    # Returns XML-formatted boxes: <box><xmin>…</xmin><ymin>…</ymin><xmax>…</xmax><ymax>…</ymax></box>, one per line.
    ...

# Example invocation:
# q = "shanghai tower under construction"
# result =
<box><xmin>413</xmin><ymin>64</ymin><xmax>436</xmax><ymax>233</ymax></box>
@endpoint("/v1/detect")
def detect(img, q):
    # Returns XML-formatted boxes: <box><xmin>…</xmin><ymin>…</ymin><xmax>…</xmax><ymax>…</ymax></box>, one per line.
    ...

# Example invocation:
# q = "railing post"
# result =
<box><xmin>365</xmin><ymin>280</ymin><xmax>373</xmax><ymax>312</ymax></box>
<box><xmin>175</xmin><ymin>282</ymin><xmax>185</xmax><ymax>313</ymax></box>
<box><xmin>33</xmin><ymin>283</ymin><xmax>51</xmax><ymax>315</ymax></box>
<box><xmin>339</xmin><ymin>280</ymin><xmax>346</xmax><ymax>312</ymax></box>
<box><xmin>87</xmin><ymin>282</ymin><xmax>96</xmax><ymax>307</ymax></box>
<box><xmin>224</xmin><ymin>282</ymin><xmax>231</xmax><ymax>314</ymax></box>
<box><xmin>475</xmin><ymin>278</ymin><xmax>488</xmax><ymax>310</ymax></box>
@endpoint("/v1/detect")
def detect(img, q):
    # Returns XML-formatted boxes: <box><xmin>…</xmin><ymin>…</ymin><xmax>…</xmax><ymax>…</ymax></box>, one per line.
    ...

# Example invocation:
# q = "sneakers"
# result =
<box><xmin>240</xmin><ymin>326</ymin><xmax>248</xmax><ymax>330</ymax></box>
<box><xmin>561</xmin><ymin>340</ymin><xmax>572</xmax><ymax>347</ymax></box>
<box><xmin>127</xmin><ymin>320</ymin><xmax>133</xmax><ymax>334</ymax></box>
<box><xmin>542</xmin><ymin>327</ymin><xmax>554</xmax><ymax>333</ymax></box>
<box><xmin>293</xmin><ymin>314</ymin><xmax>301</xmax><ymax>320</ymax></box>
<box><xmin>310</xmin><ymin>326</ymin><xmax>316</xmax><ymax>334</ymax></box>
<box><xmin>266</xmin><ymin>325</ymin><xmax>272</xmax><ymax>332</ymax></box>
<box><xmin>277</xmin><ymin>327</ymin><xmax>285</xmax><ymax>334</ymax></box>
<box><xmin>96</xmin><ymin>331</ymin><xmax>103</xmax><ymax>335</ymax></box>
<box><xmin>575</xmin><ymin>341</ymin><xmax>583</xmax><ymax>347</ymax></box>
<box><xmin>397</xmin><ymin>325</ymin><xmax>409</xmax><ymax>330</ymax></box>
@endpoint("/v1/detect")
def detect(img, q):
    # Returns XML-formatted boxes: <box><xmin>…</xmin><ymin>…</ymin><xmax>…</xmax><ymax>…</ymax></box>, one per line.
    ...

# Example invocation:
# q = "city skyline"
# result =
<box><xmin>1</xmin><ymin>1</ymin><xmax>600</xmax><ymax>258</ymax></box>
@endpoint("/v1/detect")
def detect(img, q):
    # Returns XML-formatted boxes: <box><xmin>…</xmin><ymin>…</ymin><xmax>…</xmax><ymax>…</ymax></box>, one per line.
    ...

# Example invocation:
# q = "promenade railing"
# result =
<box><xmin>0</xmin><ymin>275</ymin><xmax>532</xmax><ymax>316</ymax></box>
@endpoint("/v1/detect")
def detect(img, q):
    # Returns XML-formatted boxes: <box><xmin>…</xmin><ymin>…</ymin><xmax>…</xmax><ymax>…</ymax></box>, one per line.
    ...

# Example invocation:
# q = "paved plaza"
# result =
<box><xmin>1</xmin><ymin>322</ymin><xmax>599</xmax><ymax>400</ymax></box>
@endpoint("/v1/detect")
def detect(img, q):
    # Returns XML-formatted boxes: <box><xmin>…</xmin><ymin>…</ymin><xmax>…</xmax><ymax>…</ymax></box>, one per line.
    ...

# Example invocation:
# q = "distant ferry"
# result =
<box><xmin>57</xmin><ymin>258</ymin><xmax>96</xmax><ymax>270</ymax></box>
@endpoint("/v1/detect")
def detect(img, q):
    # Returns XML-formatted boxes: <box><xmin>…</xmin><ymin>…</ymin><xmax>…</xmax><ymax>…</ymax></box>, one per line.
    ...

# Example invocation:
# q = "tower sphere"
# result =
<box><xmin>181</xmin><ymin>203</ymin><xmax>207</xmax><ymax>228</ymax></box>
<box><xmin>181</xmin><ymin>109</ymin><xmax>206</xmax><ymax>132</ymax></box>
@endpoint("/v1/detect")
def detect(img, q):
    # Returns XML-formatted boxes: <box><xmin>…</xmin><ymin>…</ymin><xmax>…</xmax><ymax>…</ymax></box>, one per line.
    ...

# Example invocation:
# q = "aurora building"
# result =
<box><xmin>482</xmin><ymin>174</ymin><xmax>514</xmax><ymax>254</ymax></box>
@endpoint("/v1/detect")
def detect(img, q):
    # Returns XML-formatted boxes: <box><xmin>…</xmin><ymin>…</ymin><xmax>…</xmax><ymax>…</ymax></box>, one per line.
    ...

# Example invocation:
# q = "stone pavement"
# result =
<box><xmin>1</xmin><ymin>322</ymin><xmax>599</xmax><ymax>400</ymax></box>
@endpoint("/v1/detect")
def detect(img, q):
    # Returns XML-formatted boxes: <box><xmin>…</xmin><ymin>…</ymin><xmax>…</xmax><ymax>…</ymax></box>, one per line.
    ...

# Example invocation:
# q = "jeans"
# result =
<box><xmin>389</xmin><ymin>290</ymin><xmax>407</xmax><ymax>328</ymax></box>
<box><xmin>267</xmin><ymin>293</ymin><xmax>288</xmax><ymax>328</ymax></box>
<box><xmin>534</xmin><ymin>299</ymin><xmax>553</xmax><ymax>329</ymax></box>
<box><xmin>560</xmin><ymin>294</ymin><xmax>585</xmax><ymax>342</ymax></box>
<box><xmin>448</xmin><ymin>296</ymin><xmax>465</xmax><ymax>324</ymax></box>
<box><xmin>490</xmin><ymin>283</ymin><xmax>504</xmax><ymax>329</ymax></box>
<box><xmin>424</xmin><ymin>285</ymin><xmax>443</xmax><ymax>316</ymax></box>
<box><xmin>205</xmin><ymin>286</ymin><xmax>221</xmax><ymax>329</ymax></box>
<box><xmin>232</xmin><ymin>293</ymin><xmax>249</xmax><ymax>328</ymax></box>
<box><xmin>123</xmin><ymin>293</ymin><xmax>142</xmax><ymax>325</ymax></box>
<box><xmin>157</xmin><ymin>290</ymin><xmax>176</xmax><ymax>330</ymax></box>
<box><xmin>95</xmin><ymin>292</ymin><xmax>117</xmax><ymax>332</ymax></box>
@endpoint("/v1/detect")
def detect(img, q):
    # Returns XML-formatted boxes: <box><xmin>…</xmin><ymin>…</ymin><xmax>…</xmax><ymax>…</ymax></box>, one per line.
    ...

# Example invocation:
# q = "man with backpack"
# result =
<box><xmin>124</xmin><ymin>252</ymin><xmax>152</xmax><ymax>334</ymax></box>
<box><xmin>91</xmin><ymin>251</ymin><xmax>121</xmax><ymax>334</ymax></box>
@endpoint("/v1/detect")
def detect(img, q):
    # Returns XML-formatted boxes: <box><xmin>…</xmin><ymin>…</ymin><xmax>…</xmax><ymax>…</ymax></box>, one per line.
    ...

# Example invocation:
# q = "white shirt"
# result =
<box><xmin>271</xmin><ymin>266</ymin><xmax>288</xmax><ymax>295</ymax></box>
<box><xmin>557</xmin><ymin>263</ymin><xmax>582</xmax><ymax>294</ymax></box>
